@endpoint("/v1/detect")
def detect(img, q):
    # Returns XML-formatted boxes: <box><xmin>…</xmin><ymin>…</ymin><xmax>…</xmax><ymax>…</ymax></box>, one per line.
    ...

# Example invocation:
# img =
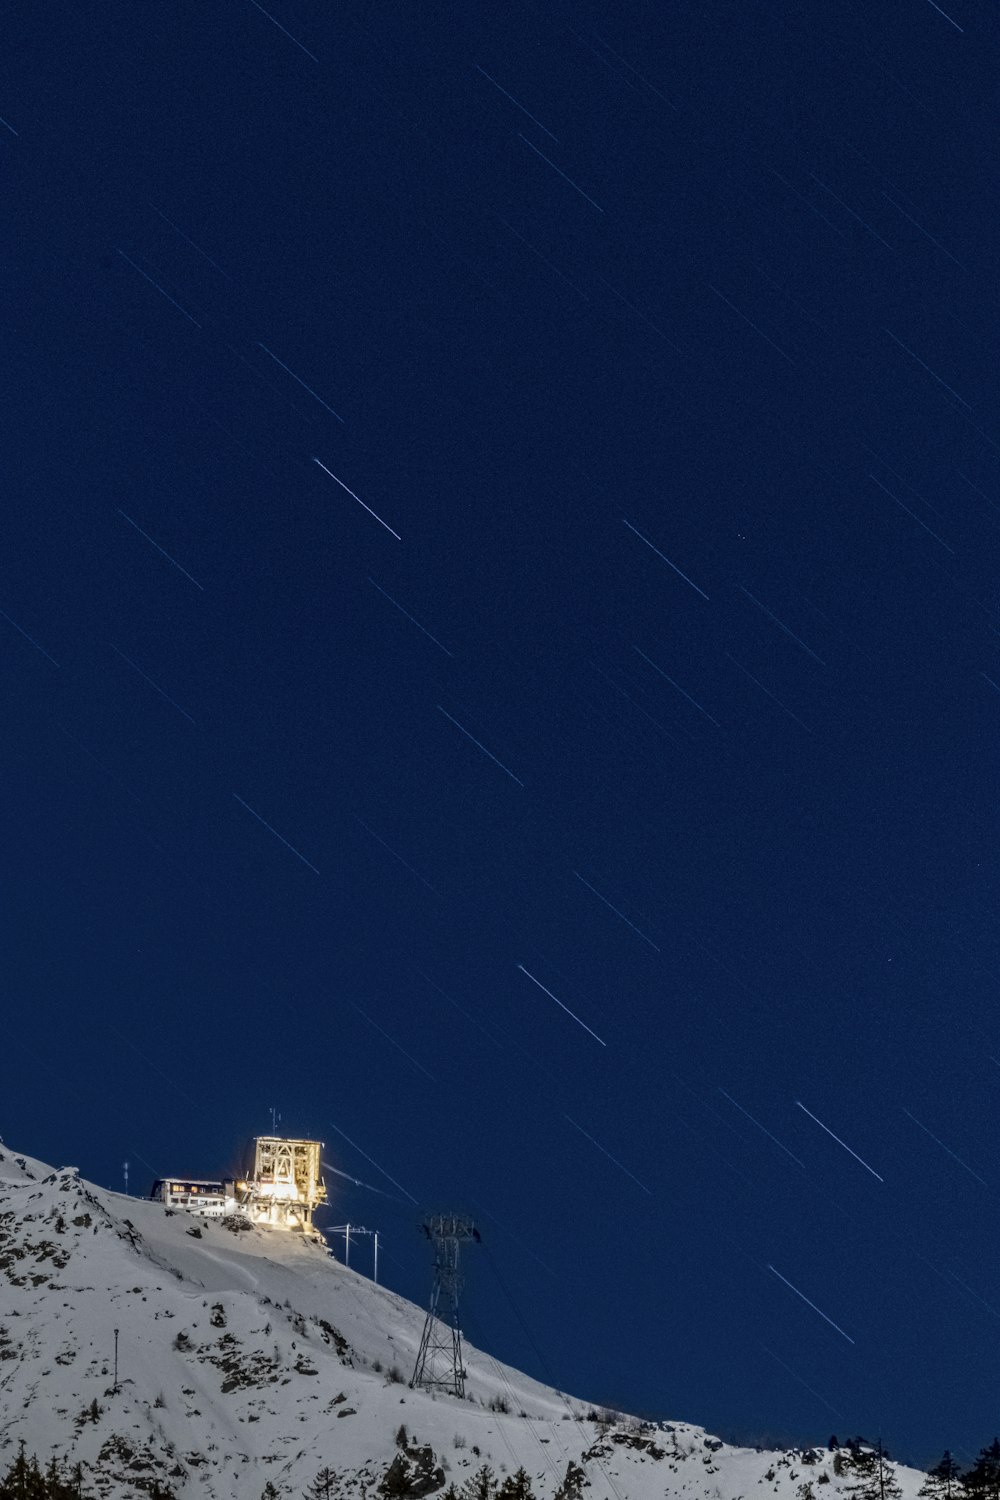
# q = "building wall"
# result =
<box><xmin>151</xmin><ymin>1180</ymin><xmax>234</xmax><ymax>1218</ymax></box>
<box><xmin>246</xmin><ymin>1137</ymin><xmax>326</xmax><ymax>1229</ymax></box>
<box><xmin>152</xmin><ymin>1138</ymin><xmax>326</xmax><ymax>1231</ymax></box>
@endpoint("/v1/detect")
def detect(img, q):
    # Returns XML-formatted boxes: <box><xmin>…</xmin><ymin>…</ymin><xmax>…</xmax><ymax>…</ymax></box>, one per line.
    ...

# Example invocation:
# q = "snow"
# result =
<box><xmin>0</xmin><ymin>1144</ymin><xmax>930</xmax><ymax>1499</ymax></box>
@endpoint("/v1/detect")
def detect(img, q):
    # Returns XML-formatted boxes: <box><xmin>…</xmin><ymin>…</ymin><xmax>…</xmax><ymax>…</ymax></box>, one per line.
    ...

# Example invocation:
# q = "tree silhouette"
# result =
<box><xmin>963</xmin><ymin>1441</ymin><xmax>1000</xmax><ymax>1500</ymax></box>
<box><xmin>921</xmin><ymin>1452</ymin><xmax>963</xmax><ymax>1500</ymax></box>
<box><xmin>497</xmin><ymin>1469</ymin><xmax>535</xmax><ymax>1500</ymax></box>
<box><xmin>307</xmin><ymin>1468</ymin><xmax>339</xmax><ymax>1499</ymax></box>
<box><xmin>844</xmin><ymin>1441</ymin><xmax>901</xmax><ymax>1500</ymax></box>
<box><xmin>462</xmin><ymin>1468</ymin><xmax>498</xmax><ymax>1500</ymax></box>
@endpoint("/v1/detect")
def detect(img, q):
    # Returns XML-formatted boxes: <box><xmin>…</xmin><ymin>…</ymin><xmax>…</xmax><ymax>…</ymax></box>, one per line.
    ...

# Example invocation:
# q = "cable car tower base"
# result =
<box><xmin>410</xmin><ymin>1213</ymin><xmax>479</xmax><ymax>1398</ymax></box>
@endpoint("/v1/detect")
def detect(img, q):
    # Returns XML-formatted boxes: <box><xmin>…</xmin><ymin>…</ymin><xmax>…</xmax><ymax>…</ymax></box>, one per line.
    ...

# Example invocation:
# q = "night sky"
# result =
<box><xmin>3</xmin><ymin>0</ymin><xmax>998</xmax><ymax>1469</ymax></box>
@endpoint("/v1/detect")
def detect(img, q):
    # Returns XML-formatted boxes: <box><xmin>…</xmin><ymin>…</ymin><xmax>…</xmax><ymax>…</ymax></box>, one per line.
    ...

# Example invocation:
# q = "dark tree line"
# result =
<box><xmin>929</xmin><ymin>1441</ymin><xmax>1000</xmax><ymax>1500</ymax></box>
<box><xmin>0</xmin><ymin>1450</ymin><xmax>564</xmax><ymax>1500</ymax></box>
<box><xmin>8</xmin><ymin>1438</ymin><xmax>1000</xmax><ymax>1500</ymax></box>
<box><xmin>0</xmin><ymin>1443</ymin><xmax>174</xmax><ymax>1500</ymax></box>
<box><xmin>0</xmin><ymin>1447</ymin><xmax>86</xmax><ymax>1500</ymax></box>
<box><xmin>824</xmin><ymin>1435</ymin><xmax>1000</xmax><ymax>1500</ymax></box>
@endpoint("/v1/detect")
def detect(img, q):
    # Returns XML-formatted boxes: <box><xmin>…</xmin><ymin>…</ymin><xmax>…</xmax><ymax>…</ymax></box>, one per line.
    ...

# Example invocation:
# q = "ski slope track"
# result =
<box><xmin>0</xmin><ymin>1145</ymin><xmax>928</xmax><ymax>1499</ymax></box>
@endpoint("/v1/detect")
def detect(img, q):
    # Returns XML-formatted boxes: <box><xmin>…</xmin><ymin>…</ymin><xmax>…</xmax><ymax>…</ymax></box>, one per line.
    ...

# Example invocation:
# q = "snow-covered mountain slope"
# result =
<box><xmin>0</xmin><ymin>1145</ymin><xmax>927</xmax><ymax>1499</ymax></box>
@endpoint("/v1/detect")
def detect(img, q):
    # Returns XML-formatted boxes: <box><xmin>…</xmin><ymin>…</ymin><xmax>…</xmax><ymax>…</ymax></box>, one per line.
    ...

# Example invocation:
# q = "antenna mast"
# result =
<box><xmin>410</xmin><ymin>1213</ymin><xmax>479</xmax><ymax>1398</ymax></box>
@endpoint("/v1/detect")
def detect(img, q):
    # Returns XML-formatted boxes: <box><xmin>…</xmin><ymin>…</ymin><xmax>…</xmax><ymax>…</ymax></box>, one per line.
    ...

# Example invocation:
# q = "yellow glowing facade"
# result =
<box><xmin>240</xmin><ymin>1137</ymin><xmax>326</xmax><ymax>1231</ymax></box>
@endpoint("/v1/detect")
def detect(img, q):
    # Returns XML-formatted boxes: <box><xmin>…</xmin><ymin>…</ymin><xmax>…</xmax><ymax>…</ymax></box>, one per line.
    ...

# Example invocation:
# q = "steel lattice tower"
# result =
<box><xmin>410</xmin><ymin>1213</ymin><xmax>479</xmax><ymax>1398</ymax></box>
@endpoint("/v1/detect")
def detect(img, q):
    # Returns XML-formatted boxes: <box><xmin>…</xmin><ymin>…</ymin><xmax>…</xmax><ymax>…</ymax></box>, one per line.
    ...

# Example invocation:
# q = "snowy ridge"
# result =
<box><xmin>0</xmin><ymin>1146</ymin><xmax>928</xmax><ymax>1499</ymax></box>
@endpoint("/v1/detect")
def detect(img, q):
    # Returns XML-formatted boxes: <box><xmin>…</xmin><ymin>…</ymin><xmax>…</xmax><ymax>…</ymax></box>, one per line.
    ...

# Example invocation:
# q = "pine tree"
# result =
<box><xmin>922</xmin><ymin>1453</ymin><xmax>963</xmax><ymax>1500</ymax></box>
<box><xmin>845</xmin><ymin>1443</ymin><xmax>901</xmax><ymax>1500</ymax></box>
<box><xmin>0</xmin><ymin>1443</ymin><xmax>43</xmax><ymax>1500</ymax></box>
<box><xmin>260</xmin><ymin>1484</ymin><xmax>281</xmax><ymax>1500</ymax></box>
<box><xmin>497</xmin><ymin>1469</ymin><xmax>535</xmax><ymax>1500</ymax></box>
<box><xmin>0</xmin><ymin>1449</ymin><xmax>92</xmax><ymax>1500</ymax></box>
<box><xmin>963</xmin><ymin>1442</ymin><xmax>1000</xmax><ymax>1500</ymax></box>
<box><xmin>462</xmin><ymin>1467</ymin><xmax>498</xmax><ymax>1500</ymax></box>
<box><xmin>307</xmin><ymin>1468</ymin><xmax>339</xmax><ymax>1499</ymax></box>
<box><xmin>28</xmin><ymin>1451</ymin><xmax>45</xmax><ymax>1499</ymax></box>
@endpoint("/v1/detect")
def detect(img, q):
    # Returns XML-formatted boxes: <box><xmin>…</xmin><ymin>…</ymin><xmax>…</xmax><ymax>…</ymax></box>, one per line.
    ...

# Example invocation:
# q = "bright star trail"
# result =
<box><xmin>324</xmin><ymin>1122</ymin><xmax>418</xmax><ymax>1206</ymax></box>
<box><xmin>795</xmin><ymin>1102</ymin><xmax>885</xmax><ymax>1182</ymax></box>
<box><xmin>313</xmin><ymin>458</ymin><xmax>401</xmax><ymax>539</ymax></box>
<box><xmin>516</xmin><ymin>963</ymin><xmax>607</xmax><ymax>1046</ymax></box>
<box><xmin>622</xmin><ymin>518</ymin><xmax>711</xmax><ymax>601</ymax></box>
<box><xmin>767</xmin><ymin>1266</ymin><xmax>856</xmax><ymax>1345</ymax></box>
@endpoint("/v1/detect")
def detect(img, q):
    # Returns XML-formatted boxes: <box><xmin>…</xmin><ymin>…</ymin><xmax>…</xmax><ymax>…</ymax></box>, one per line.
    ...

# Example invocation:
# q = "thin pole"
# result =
<box><xmin>329</xmin><ymin>1224</ymin><xmax>378</xmax><ymax>1277</ymax></box>
<box><xmin>113</xmin><ymin>1328</ymin><xmax>119</xmax><ymax>1392</ymax></box>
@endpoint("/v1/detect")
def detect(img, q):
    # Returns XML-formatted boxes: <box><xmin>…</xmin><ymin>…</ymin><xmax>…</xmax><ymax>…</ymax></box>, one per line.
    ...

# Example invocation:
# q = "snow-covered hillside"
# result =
<box><xmin>0</xmin><ymin>1145</ymin><xmax>927</xmax><ymax>1499</ymax></box>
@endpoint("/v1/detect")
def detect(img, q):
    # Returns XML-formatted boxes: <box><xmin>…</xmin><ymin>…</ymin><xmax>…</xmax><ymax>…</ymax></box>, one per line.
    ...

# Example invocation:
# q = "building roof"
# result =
<box><xmin>151</xmin><ymin>1178</ymin><xmax>227</xmax><ymax>1192</ymax></box>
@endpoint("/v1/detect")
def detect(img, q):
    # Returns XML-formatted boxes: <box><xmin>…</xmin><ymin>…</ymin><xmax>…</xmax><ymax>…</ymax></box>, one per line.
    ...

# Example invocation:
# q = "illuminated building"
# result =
<box><xmin>151</xmin><ymin>1179</ymin><xmax>234</xmax><ymax>1218</ymax></box>
<box><xmin>237</xmin><ymin>1137</ymin><xmax>326</xmax><ymax>1232</ymax></box>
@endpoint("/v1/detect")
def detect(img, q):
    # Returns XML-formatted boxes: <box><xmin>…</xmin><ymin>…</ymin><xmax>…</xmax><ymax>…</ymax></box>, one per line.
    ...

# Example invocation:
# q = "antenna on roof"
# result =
<box><xmin>411</xmin><ymin>1213</ymin><xmax>480</xmax><ymax>1398</ymax></box>
<box><xmin>270</xmin><ymin>1106</ymin><xmax>280</xmax><ymax>1135</ymax></box>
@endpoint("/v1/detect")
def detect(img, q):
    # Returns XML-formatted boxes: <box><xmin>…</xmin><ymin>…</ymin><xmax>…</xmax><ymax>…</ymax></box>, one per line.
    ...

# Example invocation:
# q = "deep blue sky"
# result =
<box><xmin>3</xmin><ymin>0</ymin><xmax>998</xmax><ymax>1468</ymax></box>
